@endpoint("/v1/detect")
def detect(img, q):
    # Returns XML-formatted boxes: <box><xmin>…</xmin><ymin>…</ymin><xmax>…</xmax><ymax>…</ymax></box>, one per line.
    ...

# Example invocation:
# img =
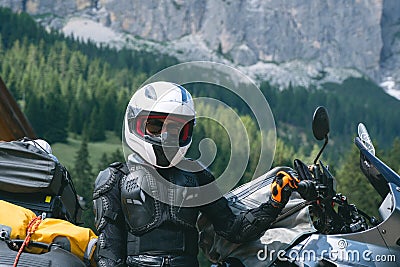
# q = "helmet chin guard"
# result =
<box><xmin>123</xmin><ymin>82</ymin><xmax>195</xmax><ymax>168</ymax></box>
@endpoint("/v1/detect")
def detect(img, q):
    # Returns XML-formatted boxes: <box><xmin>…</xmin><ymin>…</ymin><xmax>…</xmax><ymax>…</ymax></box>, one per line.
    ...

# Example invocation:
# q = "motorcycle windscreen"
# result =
<box><xmin>356</xmin><ymin>137</ymin><xmax>400</xmax><ymax>188</ymax></box>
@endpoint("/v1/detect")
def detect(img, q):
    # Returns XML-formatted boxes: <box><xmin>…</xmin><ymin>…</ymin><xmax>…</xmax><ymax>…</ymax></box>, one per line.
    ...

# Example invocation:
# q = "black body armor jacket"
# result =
<box><xmin>93</xmin><ymin>160</ymin><xmax>282</xmax><ymax>267</ymax></box>
<box><xmin>120</xmin><ymin>163</ymin><xmax>201</xmax><ymax>235</ymax></box>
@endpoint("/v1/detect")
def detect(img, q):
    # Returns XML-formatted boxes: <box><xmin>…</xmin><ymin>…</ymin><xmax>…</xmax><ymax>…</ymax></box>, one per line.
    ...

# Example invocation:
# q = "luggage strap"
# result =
<box><xmin>13</xmin><ymin>215</ymin><xmax>43</xmax><ymax>267</ymax></box>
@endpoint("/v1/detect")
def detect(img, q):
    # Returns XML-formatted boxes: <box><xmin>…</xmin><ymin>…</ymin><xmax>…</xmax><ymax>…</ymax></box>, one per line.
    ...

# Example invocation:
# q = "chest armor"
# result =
<box><xmin>120</xmin><ymin>164</ymin><xmax>201</xmax><ymax>235</ymax></box>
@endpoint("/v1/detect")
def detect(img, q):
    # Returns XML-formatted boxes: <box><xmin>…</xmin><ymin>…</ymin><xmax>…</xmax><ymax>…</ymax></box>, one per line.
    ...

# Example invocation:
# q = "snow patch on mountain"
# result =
<box><xmin>63</xmin><ymin>17</ymin><xmax>123</xmax><ymax>44</ymax></box>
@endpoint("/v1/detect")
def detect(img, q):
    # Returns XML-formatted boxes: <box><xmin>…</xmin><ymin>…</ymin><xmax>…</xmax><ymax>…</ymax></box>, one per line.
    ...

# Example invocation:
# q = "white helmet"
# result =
<box><xmin>124</xmin><ymin>82</ymin><xmax>196</xmax><ymax>168</ymax></box>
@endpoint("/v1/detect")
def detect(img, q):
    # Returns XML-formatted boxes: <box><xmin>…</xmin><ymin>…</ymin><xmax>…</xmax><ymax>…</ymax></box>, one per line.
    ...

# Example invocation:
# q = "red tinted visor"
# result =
<box><xmin>128</xmin><ymin>113</ymin><xmax>194</xmax><ymax>147</ymax></box>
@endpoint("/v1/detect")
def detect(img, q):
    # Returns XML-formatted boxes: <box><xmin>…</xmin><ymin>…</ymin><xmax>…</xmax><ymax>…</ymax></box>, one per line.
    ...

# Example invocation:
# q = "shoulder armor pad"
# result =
<box><xmin>111</xmin><ymin>161</ymin><xmax>129</xmax><ymax>174</ymax></box>
<box><xmin>93</xmin><ymin>165</ymin><xmax>124</xmax><ymax>198</ymax></box>
<box><xmin>94</xmin><ymin>168</ymin><xmax>112</xmax><ymax>190</ymax></box>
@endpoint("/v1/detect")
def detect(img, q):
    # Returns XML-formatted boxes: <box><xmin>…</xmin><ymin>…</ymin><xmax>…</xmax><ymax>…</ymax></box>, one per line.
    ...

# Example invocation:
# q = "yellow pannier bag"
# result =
<box><xmin>32</xmin><ymin>218</ymin><xmax>98</xmax><ymax>262</ymax></box>
<box><xmin>0</xmin><ymin>200</ymin><xmax>36</xmax><ymax>239</ymax></box>
<box><xmin>0</xmin><ymin>200</ymin><xmax>97</xmax><ymax>264</ymax></box>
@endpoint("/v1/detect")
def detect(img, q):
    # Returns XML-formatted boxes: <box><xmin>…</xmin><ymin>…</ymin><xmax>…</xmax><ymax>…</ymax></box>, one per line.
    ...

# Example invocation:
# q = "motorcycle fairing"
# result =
<box><xmin>285</xmin><ymin>182</ymin><xmax>400</xmax><ymax>267</ymax></box>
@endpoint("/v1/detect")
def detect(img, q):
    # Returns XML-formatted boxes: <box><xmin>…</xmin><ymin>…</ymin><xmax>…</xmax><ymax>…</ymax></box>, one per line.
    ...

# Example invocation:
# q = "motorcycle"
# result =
<box><xmin>198</xmin><ymin>106</ymin><xmax>400</xmax><ymax>267</ymax></box>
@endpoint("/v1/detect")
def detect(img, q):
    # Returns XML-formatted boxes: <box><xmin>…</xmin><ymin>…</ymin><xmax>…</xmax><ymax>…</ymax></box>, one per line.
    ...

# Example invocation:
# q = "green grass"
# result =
<box><xmin>52</xmin><ymin>131</ymin><xmax>122</xmax><ymax>172</ymax></box>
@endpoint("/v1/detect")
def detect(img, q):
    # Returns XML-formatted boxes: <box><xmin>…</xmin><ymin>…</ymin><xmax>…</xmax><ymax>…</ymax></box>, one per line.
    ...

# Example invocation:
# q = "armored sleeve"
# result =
<box><xmin>93</xmin><ymin>163</ymin><xmax>127</xmax><ymax>267</ymax></box>
<box><xmin>199</xmin><ymin>169</ymin><xmax>282</xmax><ymax>243</ymax></box>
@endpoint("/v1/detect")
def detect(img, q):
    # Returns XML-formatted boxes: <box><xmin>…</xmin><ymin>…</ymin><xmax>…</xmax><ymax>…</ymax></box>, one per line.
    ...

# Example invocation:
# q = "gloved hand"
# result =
<box><xmin>270</xmin><ymin>170</ymin><xmax>300</xmax><ymax>208</ymax></box>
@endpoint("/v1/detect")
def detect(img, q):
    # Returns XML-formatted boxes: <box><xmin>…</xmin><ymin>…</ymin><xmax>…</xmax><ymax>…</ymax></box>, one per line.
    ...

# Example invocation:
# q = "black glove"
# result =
<box><xmin>270</xmin><ymin>170</ymin><xmax>300</xmax><ymax>208</ymax></box>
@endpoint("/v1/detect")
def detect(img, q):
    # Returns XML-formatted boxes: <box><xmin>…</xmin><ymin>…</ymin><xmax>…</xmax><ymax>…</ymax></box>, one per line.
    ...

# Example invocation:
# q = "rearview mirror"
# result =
<box><xmin>312</xmin><ymin>106</ymin><xmax>330</xmax><ymax>141</ymax></box>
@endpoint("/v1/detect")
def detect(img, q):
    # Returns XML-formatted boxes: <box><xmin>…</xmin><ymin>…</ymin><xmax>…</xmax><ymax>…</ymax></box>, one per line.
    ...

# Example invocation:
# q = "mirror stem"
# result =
<box><xmin>314</xmin><ymin>136</ymin><xmax>328</xmax><ymax>164</ymax></box>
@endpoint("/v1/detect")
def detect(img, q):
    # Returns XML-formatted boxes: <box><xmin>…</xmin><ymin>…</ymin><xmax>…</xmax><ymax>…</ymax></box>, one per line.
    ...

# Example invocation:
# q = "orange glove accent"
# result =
<box><xmin>270</xmin><ymin>170</ymin><xmax>300</xmax><ymax>205</ymax></box>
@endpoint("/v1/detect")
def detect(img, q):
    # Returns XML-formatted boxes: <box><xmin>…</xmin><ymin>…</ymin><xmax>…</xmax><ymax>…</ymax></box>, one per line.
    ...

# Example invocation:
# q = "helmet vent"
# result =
<box><xmin>176</xmin><ymin>84</ymin><xmax>189</xmax><ymax>103</ymax></box>
<box><xmin>145</xmin><ymin>85</ymin><xmax>157</xmax><ymax>100</ymax></box>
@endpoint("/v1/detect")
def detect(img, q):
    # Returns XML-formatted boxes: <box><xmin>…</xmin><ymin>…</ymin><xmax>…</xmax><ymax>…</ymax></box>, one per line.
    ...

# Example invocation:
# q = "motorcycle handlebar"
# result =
<box><xmin>297</xmin><ymin>180</ymin><xmax>318</xmax><ymax>201</ymax></box>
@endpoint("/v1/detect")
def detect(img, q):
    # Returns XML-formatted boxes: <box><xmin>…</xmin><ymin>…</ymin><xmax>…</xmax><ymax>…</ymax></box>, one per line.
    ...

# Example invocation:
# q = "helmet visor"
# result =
<box><xmin>129</xmin><ymin>113</ymin><xmax>194</xmax><ymax>147</ymax></box>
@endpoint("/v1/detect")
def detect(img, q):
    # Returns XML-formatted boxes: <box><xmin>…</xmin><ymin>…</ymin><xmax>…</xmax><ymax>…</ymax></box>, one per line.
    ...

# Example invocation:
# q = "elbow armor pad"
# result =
<box><xmin>222</xmin><ymin>200</ymin><xmax>281</xmax><ymax>243</ymax></box>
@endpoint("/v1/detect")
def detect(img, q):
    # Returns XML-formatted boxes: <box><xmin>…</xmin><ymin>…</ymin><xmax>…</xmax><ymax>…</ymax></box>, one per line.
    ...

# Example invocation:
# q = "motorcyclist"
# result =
<box><xmin>92</xmin><ymin>81</ymin><xmax>300</xmax><ymax>267</ymax></box>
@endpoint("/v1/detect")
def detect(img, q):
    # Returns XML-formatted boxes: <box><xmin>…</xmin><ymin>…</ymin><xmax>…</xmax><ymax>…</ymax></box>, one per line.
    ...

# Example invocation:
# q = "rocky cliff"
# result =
<box><xmin>1</xmin><ymin>0</ymin><xmax>400</xmax><ymax>92</ymax></box>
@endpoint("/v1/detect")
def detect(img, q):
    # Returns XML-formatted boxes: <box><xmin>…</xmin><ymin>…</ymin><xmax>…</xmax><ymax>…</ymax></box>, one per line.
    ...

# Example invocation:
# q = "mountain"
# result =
<box><xmin>0</xmin><ymin>4</ymin><xmax>399</xmax><ymax>178</ymax></box>
<box><xmin>1</xmin><ymin>0</ymin><xmax>400</xmax><ymax>98</ymax></box>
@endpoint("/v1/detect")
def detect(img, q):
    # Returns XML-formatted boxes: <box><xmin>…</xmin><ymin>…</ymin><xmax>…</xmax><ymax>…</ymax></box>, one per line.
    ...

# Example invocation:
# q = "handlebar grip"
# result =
<box><xmin>296</xmin><ymin>180</ymin><xmax>317</xmax><ymax>201</ymax></box>
<box><xmin>297</xmin><ymin>181</ymin><xmax>308</xmax><ymax>191</ymax></box>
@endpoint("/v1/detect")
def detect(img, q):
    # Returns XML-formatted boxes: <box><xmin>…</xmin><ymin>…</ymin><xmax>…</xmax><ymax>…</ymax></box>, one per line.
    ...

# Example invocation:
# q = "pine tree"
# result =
<box><xmin>385</xmin><ymin>137</ymin><xmax>400</xmax><ymax>173</ymax></box>
<box><xmin>97</xmin><ymin>152</ymin><xmax>109</xmax><ymax>172</ymax></box>
<box><xmin>72</xmin><ymin>138</ymin><xmax>95</xmax><ymax>228</ymax></box>
<box><xmin>96</xmin><ymin>149</ymin><xmax>125</xmax><ymax>174</ymax></box>
<box><xmin>43</xmin><ymin>85</ymin><xmax>68</xmax><ymax>143</ymax></box>
<box><xmin>273</xmin><ymin>138</ymin><xmax>295</xmax><ymax>168</ymax></box>
<box><xmin>68</xmin><ymin>101</ymin><xmax>80</xmax><ymax>133</ymax></box>
<box><xmin>101</xmin><ymin>90</ymin><xmax>117</xmax><ymax>131</ymax></box>
<box><xmin>25</xmin><ymin>94</ymin><xmax>45</xmax><ymax>137</ymax></box>
<box><xmin>110</xmin><ymin>148</ymin><xmax>125</xmax><ymax>164</ymax></box>
<box><xmin>335</xmin><ymin>145</ymin><xmax>381</xmax><ymax>218</ymax></box>
<box><xmin>88</xmin><ymin>105</ymin><xmax>106</xmax><ymax>141</ymax></box>
<box><xmin>73</xmin><ymin>138</ymin><xmax>93</xmax><ymax>197</ymax></box>
<box><xmin>0</xmin><ymin>33</ymin><xmax>4</xmax><ymax>58</ymax></box>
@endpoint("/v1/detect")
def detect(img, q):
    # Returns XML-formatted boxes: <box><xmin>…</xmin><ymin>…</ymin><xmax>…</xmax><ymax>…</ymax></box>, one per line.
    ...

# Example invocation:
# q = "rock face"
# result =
<box><xmin>1</xmin><ymin>0</ymin><xmax>399</xmax><ymax>87</ymax></box>
<box><xmin>97</xmin><ymin>0</ymin><xmax>384</xmax><ymax>79</ymax></box>
<box><xmin>380</xmin><ymin>0</ymin><xmax>400</xmax><ymax>84</ymax></box>
<box><xmin>0</xmin><ymin>0</ymin><xmax>90</xmax><ymax>16</ymax></box>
